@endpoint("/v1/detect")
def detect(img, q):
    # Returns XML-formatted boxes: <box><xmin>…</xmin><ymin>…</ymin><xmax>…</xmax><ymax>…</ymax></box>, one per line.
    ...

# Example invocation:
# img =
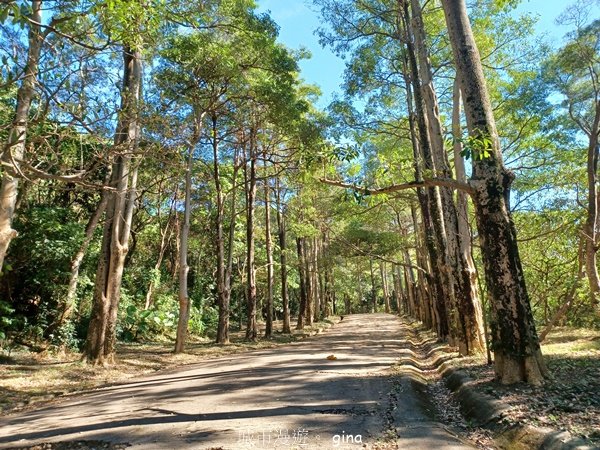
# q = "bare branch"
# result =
<box><xmin>319</xmin><ymin>177</ymin><xmax>475</xmax><ymax>195</ymax></box>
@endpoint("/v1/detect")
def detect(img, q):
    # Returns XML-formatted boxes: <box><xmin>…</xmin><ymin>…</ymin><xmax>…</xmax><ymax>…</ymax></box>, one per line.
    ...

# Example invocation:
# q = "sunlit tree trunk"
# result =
<box><xmin>85</xmin><ymin>47</ymin><xmax>142</xmax><ymax>364</ymax></box>
<box><xmin>401</xmin><ymin>0</ymin><xmax>451</xmax><ymax>340</ymax></box>
<box><xmin>0</xmin><ymin>0</ymin><xmax>43</xmax><ymax>272</ymax></box>
<box><xmin>410</xmin><ymin>0</ymin><xmax>484</xmax><ymax>354</ymax></box>
<box><xmin>452</xmin><ymin>78</ymin><xmax>486</xmax><ymax>353</ymax></box>
<box><xmin>442</xmin><ymin>0</ymin><xmax>546</xmax><ymax>384</ymax></box>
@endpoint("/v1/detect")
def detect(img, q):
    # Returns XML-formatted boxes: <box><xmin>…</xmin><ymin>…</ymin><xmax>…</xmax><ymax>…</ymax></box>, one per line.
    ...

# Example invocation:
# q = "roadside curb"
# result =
<box><xmin>437</xmin><ymin>358</ymin><xmax>596</xmax><ymax>449</ymax></box>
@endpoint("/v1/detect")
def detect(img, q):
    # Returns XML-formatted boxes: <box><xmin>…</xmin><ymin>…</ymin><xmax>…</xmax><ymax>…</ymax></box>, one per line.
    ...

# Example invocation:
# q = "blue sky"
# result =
<box><xmin>256</xmin><ymin>0</ymin><xmax>597</xmax><ymax>107</ymax></box>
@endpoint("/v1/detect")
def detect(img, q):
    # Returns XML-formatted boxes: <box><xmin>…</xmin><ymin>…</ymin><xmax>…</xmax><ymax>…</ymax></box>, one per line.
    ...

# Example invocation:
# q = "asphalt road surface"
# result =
<box><xmin>0</xmin><ymin>314</ymin><xmax>474</xmax><ymax>449</ymax></box>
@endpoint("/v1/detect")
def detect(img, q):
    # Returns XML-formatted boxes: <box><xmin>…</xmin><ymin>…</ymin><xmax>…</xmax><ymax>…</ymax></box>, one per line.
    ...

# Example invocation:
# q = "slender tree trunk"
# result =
<box><xmin>393</xmin><ymin>264</ymin><xmax>403</xmax><ymax>314</ymax></box>
<box><xmin>380</xmin><ymin>262</ymin><xmax>391</xmax><ymax>313</ymax></box>
<box><xmin>245</xmin><ymin>131</ymin><xmax>258</xmax><ymax>341</ymax></box>
<box><xmin>222</xmin><ymin>149</ymin><xmax>240</xmax><ymax>341</ymax></box>
<box><xmin>276</xmin><ymin>178</ymin><xmax>291</xmax><ymax>333</ymax></box>
<box><xmin>369</xmin><ymin>259</ymin><xmax>377</xmax><ymax>313</ymax></box>
<box><xmin>263</xmin><ymin>156</ymin><xmax>274</xmax><ymax>338</ymax></box>
<box><xmin>357</xmin><ymin>265</ymin><xmax>364</xmax><ymax>312</ymax></box>
<box><xmin>175</xmin><ymin>112</ymin><xmax>205</xmax><ymax>353</ymax></box>
<box><xmin>410</xmin><ymin>201</ymin><xmax>432</xmax><ymax>328</ymax></box>
<box><xmin>452</xmin><ymin>78</ymin><xmax>486</xmax><ymax>353</ymax></box>
<box><xmin>442</xmin><ymin>0</ymin><xmax>546</xmax><ymax>384</ymax></box>
<box><xmin>304</xmin><ymin>238</ymin><xmax>314</xmax><ymax>325</ymax></box>
<box><xmin>59</xmin><ymin>192</ymin><xmax>108</xmax><ymax>328</ymax></box>
<box><xmin>144</xmin><ymin>192</ymin><xmax>176</xmax><ymax>310</ymax></box>
<box><xmin>84</xmin><ymin>47</ymin><xmax>142</xmax><ymax>365</ymax></box>
<box><xmin>0</xmin><ymin>0</ymin><xmax>43</xmax><ymax>272</ymax></box>
<box><xmin>211</xmin><ymin>115</ymin><xmax>231</xmax><ymax>344</ymax></box>
<box><xmin>401</xmin><ymin>45</ymin><xmax>442</xmax><ymax>335</ymax></box>
<box><xmin>401</xmin><ymin>1</ymin><xmax>451</xmax><ymax>341</ymax></box>
<box><xmin>296</xmin><ymin>237</ymin><xmax>307</xmax><ymax>330</ymax></box>
<box><xmin>312</xmin><ymin>236</ymin><xmax>321</xmax><ymax>321</ymax></box>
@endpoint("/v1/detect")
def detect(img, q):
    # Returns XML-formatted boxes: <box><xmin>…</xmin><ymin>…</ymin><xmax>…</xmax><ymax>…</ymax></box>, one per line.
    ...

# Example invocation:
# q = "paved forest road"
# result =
<box><xmin>0</xmin><ymin>314</ymin><xmax>473</xmax><ymax>449</ymax></box>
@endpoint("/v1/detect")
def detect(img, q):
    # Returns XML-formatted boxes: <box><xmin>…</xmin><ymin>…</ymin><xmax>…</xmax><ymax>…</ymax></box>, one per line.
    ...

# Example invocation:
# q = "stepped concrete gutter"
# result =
<box><xmin>437</xmin><ymin>362</ymin><xmax>597</xmax><ymax>450</ymax></box>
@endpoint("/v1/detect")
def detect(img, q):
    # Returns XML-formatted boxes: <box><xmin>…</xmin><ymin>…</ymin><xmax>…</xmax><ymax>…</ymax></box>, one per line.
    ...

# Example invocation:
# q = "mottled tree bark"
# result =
<box><xmin>410</xmin><ymin>0</ymin><xmax>484</xmax><ymax>354</ymax></box>
<box><xmin>452</xmin><ymin>78</ymin><xmax>486</xmax><ymax>354</ymax></box>
<box><xmin>0</xmin><ymin>1</ymin><xmax>43</xmax><ymax>272</ymax></box>
<box><xmin>441</xmin><ymin>0</ymin><xmax>546</xmax><ymax>384</ymax></box>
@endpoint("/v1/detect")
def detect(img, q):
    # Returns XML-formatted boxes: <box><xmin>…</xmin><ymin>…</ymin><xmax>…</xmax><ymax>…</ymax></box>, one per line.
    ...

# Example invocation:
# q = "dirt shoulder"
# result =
<box><xmin>0</xmin><ymin>318</ymin><xmax>339</xmax><ymax>417</ymax></box>
<box><xmin>446</xmin><ymin>327</ymin><xmax>600</xmax><ymax>447</ymax></box>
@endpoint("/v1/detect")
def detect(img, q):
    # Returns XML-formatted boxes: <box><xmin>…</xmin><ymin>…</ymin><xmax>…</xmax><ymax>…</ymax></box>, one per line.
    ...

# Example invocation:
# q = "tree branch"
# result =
<box><xmin>319</xmin><ymin>177</ymin><xmax>475</xmax><ymax>196</ymax></box>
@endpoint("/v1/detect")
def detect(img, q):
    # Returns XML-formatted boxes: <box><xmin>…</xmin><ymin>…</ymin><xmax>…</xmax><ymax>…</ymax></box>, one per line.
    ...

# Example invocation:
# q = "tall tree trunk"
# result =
<box><xmin>212</xmin><ymin>115</ymin><xmax>231</xmax><ymax>344</ymax></box>
<box><xmin>275</xmin><ymin>178</ymin><xmax>291</xmax><ymax>333</ymax></box>
<box><xmin>401</xmin><ymin>44</ymin><xmax>442</xmax><ymax>335</ymax></box>
<box><xmin>296</xmin><ymin>237</ymin><xmax>307</xmax><ymax>330</ymax></box>
<box><xmin>0</xmin><ymin>0</ymin><xmax>43</xmax><ymax>272</ymax></box>
<box><xmin>175</xmin><ymin>111</ymin><xmax>205</xmax><ymax>353</ymax></box>
<box><xmin>452</xmin><ymin>78</ymin><xmax>486</xmax><ymax>353</ymax></box>
<box><xmin>441</xmin><ymin>0</ymin><xmax>546</xmax><ymax>384</ymax></box>
<box><xmin>584</xmin><ymin>102</ymin><xmax>600</xmax><ymax>306</ymax></box>
<box><xmin>401</xmin><ymin>0</ymin><xmax>451</xmax><ymax>341</ymax></box>
<box><xmin>222</xmin><ymin>148</ymin><xmax>240</xmax><ymax>341</ymax></box>
<box><xmin>84</xmin><ymin>47</ymin><xmax>142</xmax><ymax>364</ymax></box>
<box><xmin>263</xmin><ymin>156</ymin><xmax>274</xmax><ymax>338</ymax></box>
<box><xmin>245</xmin><ymin>131</ymin><xmax>258</xmax><ymax>341</ymax></box>
<box><xmin>410</xmin><ymin>0</ymin><xmax>484</xmax><ymax>354</ymax></box>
